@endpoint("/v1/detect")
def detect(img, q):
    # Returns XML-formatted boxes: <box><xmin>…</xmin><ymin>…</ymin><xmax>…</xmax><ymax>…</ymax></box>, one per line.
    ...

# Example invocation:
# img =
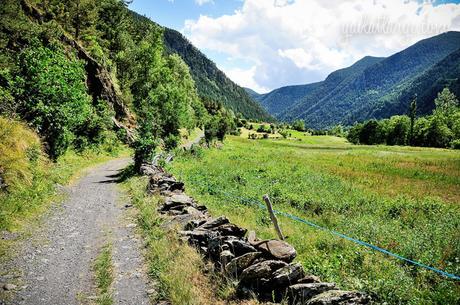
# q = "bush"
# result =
<box><xmin>292</xmin><ymin>120</ymin><xmax>305</xmax><ymax>131</ymax></box>
<box><xmin>13</xmin><ymin>41</ymin><xmax>111</xmax><ymax>159</ymax></box>
<box><xmin>451</xmin><ymin>139</ymin><xmax>460</xmax><ymax>149</ymax></box>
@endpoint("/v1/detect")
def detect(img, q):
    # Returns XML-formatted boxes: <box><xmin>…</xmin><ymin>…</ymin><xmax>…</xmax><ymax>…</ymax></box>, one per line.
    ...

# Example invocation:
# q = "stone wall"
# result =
<box><xmin>141</xmin><ymin>163</ymin><xmax>371</xmax><ymax>305</ymax></box>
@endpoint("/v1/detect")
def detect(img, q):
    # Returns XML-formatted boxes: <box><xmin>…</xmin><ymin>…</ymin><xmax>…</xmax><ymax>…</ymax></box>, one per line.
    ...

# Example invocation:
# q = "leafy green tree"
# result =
<box><xmin>434</xmin><ymin>88</ymin><xmax>459</xmax><ymax>119</ymax></box>
<box><xmin>359</xmin><ymin>120</ymin><xmax>384</xmax><ymax>145</ymax></box>
<box><xmin>292</xmin><ymin>119</ymin><xmax>305</xmax><ymax>131</ymax></box>
<box><xmin>412</xmin><ymin>117</ymin><xmax>430</xmax><ymax>147</ymax></box>
<box><xmin>347</xmin><ymin>123</ymin><xmax>362</xmax><ymax>144</ymax></box>
<box><xmin>14</xmin><ymin>41</ymin><xmax>102</xmax><ymax>159</ymax></box>
<box><xmin>409</xmin><ymin>95</ymin><xmax>417</xmax><ymax>145</ymax></box>
<box><xmin>386</xmin><ymin>116</ymin><xmax>410</xmax><ymax>146</ymax></box>
<box><xmin>425</xmin><ymin>116</ymin><xmax>453</xmax><ymax>148</ymax></box>
<box><xmin>133</xmin><ymin>110</ymin><xmax>158</xmax><ymax>170</ymax></box>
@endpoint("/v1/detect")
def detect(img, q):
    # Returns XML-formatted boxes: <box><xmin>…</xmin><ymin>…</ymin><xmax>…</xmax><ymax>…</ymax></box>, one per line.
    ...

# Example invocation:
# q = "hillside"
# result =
<box><xmin>250</xmin><ymin>82</ymin><xmax>322</xmax><ymax>116</ymax></box>
<box><xmin>162</xmin><ymin>28</ymin><xmax>272</xmax><ymax>121</ymax></box>
<box><xmin>264</xmin><ymin>32</ymin><xmax>460</xmax><ymax>128</ymax></box>
<box><xmin>365</xmin><ymin>47</ymin><xmax>460</xmax><ymax>120</ymax></box>
<box><xmin>244</xmin><ymin>87</ymin><xmax>261</xmax><ymax>100</ymax></box>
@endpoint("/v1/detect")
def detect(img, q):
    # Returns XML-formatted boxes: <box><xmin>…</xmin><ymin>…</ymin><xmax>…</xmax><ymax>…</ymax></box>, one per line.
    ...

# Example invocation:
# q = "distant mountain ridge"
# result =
<box><xmin>253</xmin><ymin>31</ymin><xmax>460</xmax><ymax>128</ymax></box>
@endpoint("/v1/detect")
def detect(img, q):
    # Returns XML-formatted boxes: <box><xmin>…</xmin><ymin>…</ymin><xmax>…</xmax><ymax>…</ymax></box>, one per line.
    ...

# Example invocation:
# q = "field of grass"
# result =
<box><xmin>168</xmin><ymin>133</ymin><xmax>460</xmax><ymax>305</ymax></box>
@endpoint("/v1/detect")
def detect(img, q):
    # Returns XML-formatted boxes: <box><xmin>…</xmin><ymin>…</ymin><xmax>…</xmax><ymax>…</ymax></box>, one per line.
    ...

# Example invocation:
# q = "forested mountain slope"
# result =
<box><xmin>162</xmin><ymin>27</ymin><xmax>272</xmax><ymax>121</ymax></box>
<box><xmin>260</xmin><ymin>32</ymin><xmax>460</xmax><ymax>128</ymax></box>
<box><xmin>277</xmin><ymin>55</ymin><xmax>385</xmax><ymax>125</ymax></box>
<box><xmin>365</xmin><ymin>47</ymin><xmax>460</xmax><ymax>120</ymax></box>
<box><xmin>250</xmin><ymin>82</ymin><xmax>322</xmax><ymax>116</ymax></box>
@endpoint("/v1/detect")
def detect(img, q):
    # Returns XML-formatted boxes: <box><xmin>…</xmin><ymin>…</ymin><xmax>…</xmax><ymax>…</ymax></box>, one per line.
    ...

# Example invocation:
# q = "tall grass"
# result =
<box><xmin>94</xmin><ymin>243</ymin><xmax>114</xmax><ymax>305</ymax></box>
<box><xmin>168</xmin><ymin>135</ymin><xmax>460</xmax><ymax>305</ymax></box>
<box><xmin>0</xmin><ymin>116</ymin><xmax>132</xmax><ymax>231</ymax></box>
<box><xmin>122</xmin><ymin>175</ymin><xmax>260</xmax><ymax>305</ymax></box>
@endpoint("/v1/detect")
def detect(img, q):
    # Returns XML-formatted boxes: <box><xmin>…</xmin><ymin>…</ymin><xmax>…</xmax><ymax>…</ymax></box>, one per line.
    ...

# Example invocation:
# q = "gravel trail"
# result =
<box><xmin>1</xmin><ymin>158</ymin><xmax>151</xmax><ymax>305</ymax></box>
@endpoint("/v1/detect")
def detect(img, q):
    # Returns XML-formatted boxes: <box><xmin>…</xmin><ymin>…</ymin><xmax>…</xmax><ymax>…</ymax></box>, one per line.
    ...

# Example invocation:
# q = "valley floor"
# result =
<box><xmin>169</xmin><ymin>133</ymin><xmax>460</xmax><ymax>305</ymax></box>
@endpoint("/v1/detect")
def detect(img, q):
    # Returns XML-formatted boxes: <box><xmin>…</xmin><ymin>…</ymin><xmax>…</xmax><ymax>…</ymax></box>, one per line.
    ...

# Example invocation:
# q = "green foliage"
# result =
<box><xmin>11</xmin><ymin>41</ymin><xmax>111</xmax><ymax>159</ymax></box>
<box><xmin>348</xmin><ymin>88</ymin><xmax>460</xmax><ymax>148</ymax></box>
<box><xmin>292</xmin><ymin>119</ymin><xmax>306</xmax><ymax>131</ymax></box>
<box><xmin>133</xmin><ymin>112</ymin><xmax>159</xmax><ymax>171</ymax></box>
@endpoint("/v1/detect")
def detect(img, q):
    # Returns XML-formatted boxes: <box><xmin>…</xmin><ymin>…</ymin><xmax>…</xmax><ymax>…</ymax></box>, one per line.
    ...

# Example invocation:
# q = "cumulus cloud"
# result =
<box><xmin>183</xmin><ymin>0</ymin><xmax>460</xmax><ymax>91</ymax></box>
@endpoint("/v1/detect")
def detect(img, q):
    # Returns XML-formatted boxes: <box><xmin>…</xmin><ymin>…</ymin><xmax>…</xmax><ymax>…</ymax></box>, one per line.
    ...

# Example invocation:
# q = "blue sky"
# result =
<box><xmin>129</xmin><ymin>0</ymin><xmax>460</xmax><ymax>93</ymax></box>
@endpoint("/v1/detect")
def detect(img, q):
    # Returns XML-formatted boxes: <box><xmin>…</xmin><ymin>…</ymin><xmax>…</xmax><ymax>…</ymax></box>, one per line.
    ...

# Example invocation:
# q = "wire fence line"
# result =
<box><xmin>178</xmin><ymin>173</ymin><xmax>460</xmax><ymax>281</ymax></box>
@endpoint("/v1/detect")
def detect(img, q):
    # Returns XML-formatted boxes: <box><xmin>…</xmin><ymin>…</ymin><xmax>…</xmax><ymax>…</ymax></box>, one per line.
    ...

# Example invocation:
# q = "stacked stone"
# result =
<box><xmin>142</xmin><ymin>163</ymin><xmax>371</xmax><ymax>305</ymax></box>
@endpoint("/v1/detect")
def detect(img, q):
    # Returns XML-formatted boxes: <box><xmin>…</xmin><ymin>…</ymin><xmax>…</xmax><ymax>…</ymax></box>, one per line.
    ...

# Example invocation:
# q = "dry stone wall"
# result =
<box><xmin>141</xmin><ymin>163</ymin><xmax>371</xmax><ymax>305</ymax></box>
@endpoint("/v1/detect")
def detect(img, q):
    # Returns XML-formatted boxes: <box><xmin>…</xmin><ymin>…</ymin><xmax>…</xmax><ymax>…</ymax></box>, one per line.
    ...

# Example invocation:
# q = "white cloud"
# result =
<box><xmin>183</xmin><ymin>0</ymin><xmax>460</xmax><ymax>91</ymax></box>
<box><xmin>223</xmin><ymin>66</ymin><xmax>270</xmax><ymax>93</ymax></box>
<box><xmin>195</xmin><ymin>0</ymin><xmax>214</xmax><ymax>6</ymax></box>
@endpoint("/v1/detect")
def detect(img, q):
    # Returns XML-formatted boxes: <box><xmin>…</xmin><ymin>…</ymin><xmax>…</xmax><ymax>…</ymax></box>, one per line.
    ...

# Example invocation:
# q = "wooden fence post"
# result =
<box><xmin>263</xmin><ymin>194</ymin><xmax>284</xmax><ymax>240</ymax></box>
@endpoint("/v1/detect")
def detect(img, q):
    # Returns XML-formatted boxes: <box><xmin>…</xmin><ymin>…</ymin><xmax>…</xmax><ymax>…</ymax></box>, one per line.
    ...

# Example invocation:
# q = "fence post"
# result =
<box><xmin>263</xmin><ymin>194</ymin><xmax>284</xmax><ymax>240</ymax></box>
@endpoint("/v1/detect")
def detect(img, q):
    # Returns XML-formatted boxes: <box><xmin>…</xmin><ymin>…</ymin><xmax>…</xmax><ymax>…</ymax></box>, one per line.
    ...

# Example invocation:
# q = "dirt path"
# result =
<box><xmin>2</xmin><ymin>158</ymin><xmax>151</xmax><ymax>305</ymax></box>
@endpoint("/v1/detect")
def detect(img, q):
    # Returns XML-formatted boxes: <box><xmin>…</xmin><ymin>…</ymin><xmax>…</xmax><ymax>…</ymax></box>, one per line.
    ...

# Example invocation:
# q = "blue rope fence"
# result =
<box><xmin>181</xmin><ymin>174</ymin><xmax>460</xmax><ymax>281</ymax></box>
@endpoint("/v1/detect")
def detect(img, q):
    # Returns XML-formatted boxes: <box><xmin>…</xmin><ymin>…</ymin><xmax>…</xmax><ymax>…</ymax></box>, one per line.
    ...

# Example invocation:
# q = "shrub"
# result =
<box><xmin>14</xmin><ymin>41</ymin><xmax>110</xmax><ymax>159</ymax></box>
<box><xmin>451</xmin><ymin>139</ymin><xmax>460</xmax><ymax>149</ymax></box>
<box><xmin>292</xmin><ymin>120</ymin><xmax>305</xmax><ymax>131</ymax></box>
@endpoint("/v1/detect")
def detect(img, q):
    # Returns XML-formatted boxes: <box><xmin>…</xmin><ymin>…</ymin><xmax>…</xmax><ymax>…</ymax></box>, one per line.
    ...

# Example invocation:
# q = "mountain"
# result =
<box><xmin>264</xmin><ymin>32</ymin><xmax>460</xmax><ymax>128</ymax></box>
<box><xmin>162</xmin><ymin>28</ymin><xmax>272</xmax><ymax>121</ymax></box>
<box><xmin>248</xmin><ymin>83</ymin><xmax>322</xmax><ymax>116</ymax></box>
<box><xmin>366</xmin><ymin>47</ymin><xmax>460</xmax><ymax>120</ymax></box>
<box><xmin>244</xmin><ymin>87</ymin><xmax>261</xmax><ymax>100</ymax></box>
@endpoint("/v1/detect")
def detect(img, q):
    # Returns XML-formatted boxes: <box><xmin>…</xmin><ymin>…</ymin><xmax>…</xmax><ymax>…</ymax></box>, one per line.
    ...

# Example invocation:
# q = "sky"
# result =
<box><xmin>129</xmin><ymin>0</ymin><xmax>460</xmax><ymax>93</ymax></box>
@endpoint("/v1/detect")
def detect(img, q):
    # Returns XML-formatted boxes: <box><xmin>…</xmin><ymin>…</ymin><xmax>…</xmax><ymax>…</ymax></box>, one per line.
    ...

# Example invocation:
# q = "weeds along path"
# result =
<box><xmin>3</xmin><ymin>158</ymin><xmax>151</xmax><ymax>305</ymax></box>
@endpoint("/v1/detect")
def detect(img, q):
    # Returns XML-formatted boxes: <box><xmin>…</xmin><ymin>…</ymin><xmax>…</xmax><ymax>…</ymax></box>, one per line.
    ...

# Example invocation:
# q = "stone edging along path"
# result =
<box><xmin>139</xmin><ymin>163</ymin><xmax>372</xmax><ymax>305</ymax></box>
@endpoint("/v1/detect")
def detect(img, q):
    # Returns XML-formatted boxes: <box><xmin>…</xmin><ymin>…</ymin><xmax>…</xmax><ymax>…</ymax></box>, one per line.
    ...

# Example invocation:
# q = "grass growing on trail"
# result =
<box><xmin>122</xmin><ymin>173</ymin><xmax>260</xmax><ymax>305</ymax></box>
<box><xmin>168</xmin><ymin>135</ymin><xmax>460</xmax><ymax>305</ymax></box>
<box><xmin>94</xmin><ymin>243</ymin><xmax>114</xmax><ymax>305</ymax></box>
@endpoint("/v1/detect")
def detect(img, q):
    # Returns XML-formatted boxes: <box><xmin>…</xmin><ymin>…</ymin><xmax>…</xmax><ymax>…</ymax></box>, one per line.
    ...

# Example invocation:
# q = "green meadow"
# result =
<box><xmin>168</xmin><ymin>131</ymin><xmax>460</xmax><ymax>305</ymax></box>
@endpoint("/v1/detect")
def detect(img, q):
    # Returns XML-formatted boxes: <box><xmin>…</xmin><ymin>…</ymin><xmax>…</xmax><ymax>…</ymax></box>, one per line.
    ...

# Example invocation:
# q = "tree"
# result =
<box><xmin>425</xmin><ymin>116</ymin><xmax>453</xmax><ymax>148</ymax></box>
<box><xmin>386</xmin><ymin>116</ymin><xmax>410</xmax><ymax>146</ymax></box>
<box><xmin>434</xmin><ymin>88</ymin><xmax>459</xmax><ymax>118</ymax></box>
<box><xmin>292</xmin><ymin>120</ymin><xmax>305</xmax><ymax>131</ymax></box>
<box><xmin>15</xmin><ymin>41</ymin><xmax>103</xmax><ymax>159</ymax></box>
<box><xmin>359</xmin><ymin>120</ymin><xmax>384</xmax><ymax>145</ymax></box>
<box><xmin>409</xmin><ymin>95</ymin><xmax>417</xmax><ymax>145</ymax></box>
<box><xmin>133</xmin><ymin>110</ymin><xmax>158</xmax><ymax>171</ymax></box>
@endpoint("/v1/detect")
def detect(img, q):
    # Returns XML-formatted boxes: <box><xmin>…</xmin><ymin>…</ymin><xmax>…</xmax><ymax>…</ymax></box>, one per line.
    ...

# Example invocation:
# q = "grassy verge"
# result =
<box><xmin>168</xmin><ymin>135</ymin><xmax>460</xmax><ymax>305</ymax></box>
<box><xmin>0</xmin><ymin>146</ymin><xmax>131</xmax><ymax>231</ymax></box>
<box><xmin>0</xmin><ymin>145</ymin><xmax>131</xmax><ymax>261</ymax></box>
<box><xmin>121</xmin><ymin>173</ymin><xmax>259</xmax><ymax>305</ymax></box>
<box><xmin>94</xmin><ymin>243</ymin><xmax>114</xmax><ymax>305</ymax></box>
